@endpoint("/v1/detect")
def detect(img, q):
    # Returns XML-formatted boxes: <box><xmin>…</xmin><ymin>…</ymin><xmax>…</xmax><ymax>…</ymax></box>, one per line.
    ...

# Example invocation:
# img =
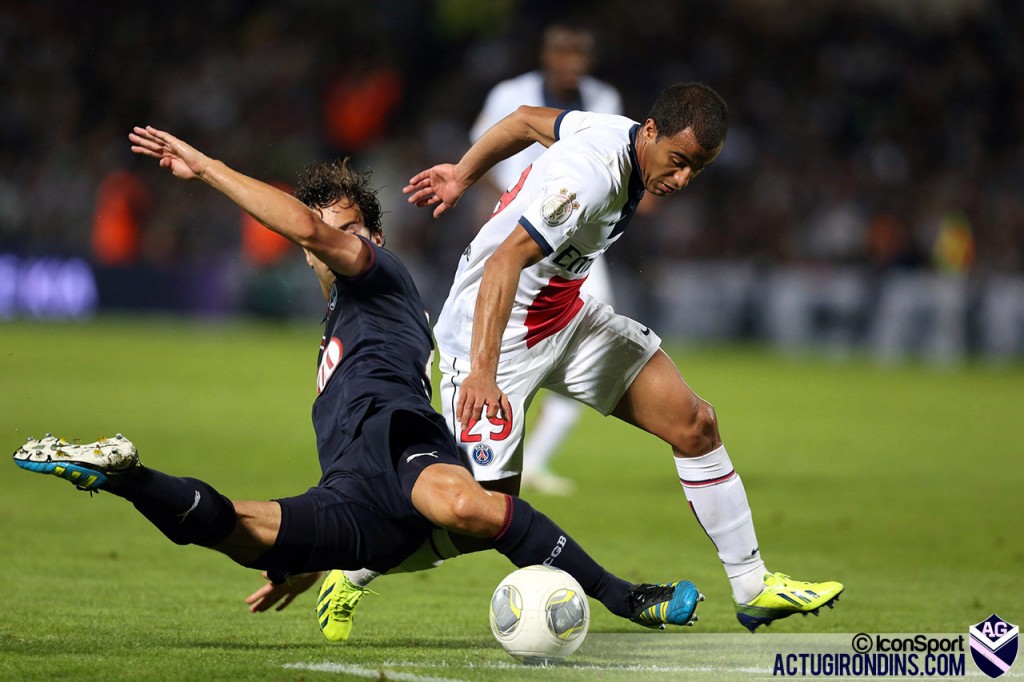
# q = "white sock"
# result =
<box><xmin>523</xmin><ymin>393</ymin><xmax>583</xmax><ymax>473</ymax></box>
<box><xmin>343</xmin><ymin>568</ymin><xmax>380</xmax><ymax>587</ymax></box>
<box><xmin>674</xmin><ymin>445</ymin><xmax>767</xmax><ymax>603</ymax></box>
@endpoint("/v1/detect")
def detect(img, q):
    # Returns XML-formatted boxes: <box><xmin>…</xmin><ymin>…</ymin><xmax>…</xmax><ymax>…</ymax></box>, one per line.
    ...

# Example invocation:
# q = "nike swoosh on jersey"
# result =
<box><xmin>406</xmin><ymin>451</ymin><xmax>439</xmax><ymax>463</ymax></box>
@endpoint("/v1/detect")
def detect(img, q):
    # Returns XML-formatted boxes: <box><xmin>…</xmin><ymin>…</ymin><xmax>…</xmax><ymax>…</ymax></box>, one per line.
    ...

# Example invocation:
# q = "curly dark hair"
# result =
<box><xmin>294</xmin><ymin>157</ymin><xmax>384</xmax><ymax>240</ymax></box>
<box><xmin>647</xmin><ymin>82</ymin><xmax>729</xmax><ymax>150</ymax></box>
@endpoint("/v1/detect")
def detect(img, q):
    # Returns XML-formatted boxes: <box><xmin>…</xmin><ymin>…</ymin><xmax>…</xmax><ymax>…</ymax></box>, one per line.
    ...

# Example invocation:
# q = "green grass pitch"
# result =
<box><xmin>1</xmin><ymin>318</ymin><xmax>1021</xmax><ymax>680</ymax></box>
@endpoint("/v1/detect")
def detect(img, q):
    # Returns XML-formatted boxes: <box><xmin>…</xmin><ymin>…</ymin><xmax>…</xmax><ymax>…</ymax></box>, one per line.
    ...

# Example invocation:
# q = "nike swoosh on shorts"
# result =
<box><xmin>406</xmin><ymin>451</ymin><xmax>439</xmax><ymax>463</ymax></box>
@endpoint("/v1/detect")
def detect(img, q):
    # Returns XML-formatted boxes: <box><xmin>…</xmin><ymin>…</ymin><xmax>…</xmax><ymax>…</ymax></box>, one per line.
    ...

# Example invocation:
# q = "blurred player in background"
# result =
<box><xmin>405</xmin><ymin>83</ymin><xmax>844</xmax><ymax>633</ymax></box>
<box><xmin>471</xmin><ymin>23</ymin><xmax>622</xmax><ymax>495</ymax></box>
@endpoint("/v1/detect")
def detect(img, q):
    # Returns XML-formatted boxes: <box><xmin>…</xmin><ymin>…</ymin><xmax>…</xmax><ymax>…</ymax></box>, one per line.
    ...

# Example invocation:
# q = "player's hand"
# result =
<box><xmin>245</xmin><ymin>571</ymin><xmax>322</xmax><ymax>613</ymax></box>
<box><xmin>128</xmin><ymin>125</ymin><xmax>211</xmax><ymax>181</ymax></box>
<box><xmin>457</xmin><ymin>372</ymin><xmax>511</xmax><ymax>428</ymax></box>
<box><xmin>403</xmin><ymin>164</ymin><xmax>466</xmax><ymax>219</ymax></box>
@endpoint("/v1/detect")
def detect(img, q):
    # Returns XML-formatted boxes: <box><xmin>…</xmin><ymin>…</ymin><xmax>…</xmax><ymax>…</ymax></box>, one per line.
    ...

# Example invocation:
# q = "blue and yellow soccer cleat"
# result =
<box><xmin>12</xmin><ymin>433</ymin><xmax>138</xmax><ymax>491</ymax></box>
<box><xmin>316</xmin><ymin>570</ymin><xmax>377</xmax><ymax>642</ymax></box>
<box><xmin>735</xmin><ymin>572</ymin><xmax>844</xmax><ymax>632</ymax></box>
<box><xmin>628</xmin><ymin>580</ymin><xmax>703</xmax><ymax>629</ymax></box>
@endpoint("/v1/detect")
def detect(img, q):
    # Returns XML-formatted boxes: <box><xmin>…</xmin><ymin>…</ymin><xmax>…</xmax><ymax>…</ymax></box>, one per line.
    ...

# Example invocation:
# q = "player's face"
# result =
<box><xmin>636</xmin><ymin>120</ymin><xmax>723</xmax><ymax>197</ymax></box>
<box><xmin>541</xmin><ymin>32</ymin><xmax>593</xmax><ymax>94</ymax></box>
<box><xmin>317</xmin><ymin>200</ymin><xmax>381</xmax><ymax>244</ymax></box>
<box><xmin>304</xmin><ymin>199</ymin><xmax>384</xmax><ymax>277</ymax></box>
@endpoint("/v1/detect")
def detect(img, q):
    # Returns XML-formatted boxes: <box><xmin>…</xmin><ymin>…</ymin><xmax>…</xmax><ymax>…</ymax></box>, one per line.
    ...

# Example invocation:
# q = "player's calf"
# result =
<box><xmin>669</xmin><ymin>398</ymin><xmax>721</xmax><ymax>457</ymax></box>
<box><xmin>13</xmin><ymin>433</ymin><xmax>238</xmax><ymax>550</ymax></box>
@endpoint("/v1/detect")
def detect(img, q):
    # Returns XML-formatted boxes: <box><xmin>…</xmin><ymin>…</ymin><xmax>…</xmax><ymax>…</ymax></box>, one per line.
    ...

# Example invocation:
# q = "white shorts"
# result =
<box><xmin>437</xmin><ymin>298</ymin><xmax>661</xmax><ymax>481</ymax></box>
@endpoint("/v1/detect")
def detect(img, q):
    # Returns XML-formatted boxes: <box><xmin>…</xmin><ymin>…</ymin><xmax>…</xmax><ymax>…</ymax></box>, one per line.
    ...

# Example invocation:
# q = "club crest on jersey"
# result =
<box><xmin>472</xmin><ymin>443</ymin><xmax>494</xmax><ymax>466</ymax></box>
<box><xmin>541</xmin><ymin>188</ymin><xmax>579</xmax><ymax>226</ymax></box>
<box><xmin>316</xmin><ymin>337</ymin><xmax>343</xmax><ymax>395</ymax></box>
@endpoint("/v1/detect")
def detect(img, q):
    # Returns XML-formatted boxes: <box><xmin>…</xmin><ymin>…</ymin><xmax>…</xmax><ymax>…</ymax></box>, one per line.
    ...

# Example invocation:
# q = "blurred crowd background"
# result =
<box><xmin>1</xmin><ymin>0</ymin><xmax>1022</xmax><ymax>357</ymax></box>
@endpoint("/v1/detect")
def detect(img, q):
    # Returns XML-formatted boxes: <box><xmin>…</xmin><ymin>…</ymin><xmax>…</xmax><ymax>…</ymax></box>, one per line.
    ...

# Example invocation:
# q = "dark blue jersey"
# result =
<box><xmin>256</xmin><ymin>239</ymin><xmax>470</xmax><ymax>576</ymax></box>
<box><xmin>311</xmin><ymin>239</ymin><xmax>434</xmax><ymax>479</ymax></box>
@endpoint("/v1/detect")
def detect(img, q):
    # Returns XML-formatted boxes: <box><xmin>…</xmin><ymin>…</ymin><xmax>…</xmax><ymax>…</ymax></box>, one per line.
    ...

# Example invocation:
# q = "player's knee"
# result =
<box><xmin>672</xmin><ymin>399</ymin><xmax>720</xmax><ymax>456</ymax></box>
<box><xmin>419</xmin><ymin>467</ymin><xmax>498</xmax><ymax>537</ymax></box>
<box><xmin>443</xmin><ymin>482</ymin><xmax>505</xmax><ymax>537</ymax></box>
<box><xmin>443</xmin><ymin>491</ymin><xmax>486</xmax><ymax>534</ymax></box>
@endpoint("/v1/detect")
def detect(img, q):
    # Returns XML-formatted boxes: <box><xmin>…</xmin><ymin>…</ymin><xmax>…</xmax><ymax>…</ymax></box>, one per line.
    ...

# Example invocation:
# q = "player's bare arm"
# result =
<box><xmin>404</xmin><ymin>106</ymin><xmax>561</xmax><ymax>219</ymax></box>
<box><xmin>129</xmin><ymin>126</ymin><xmax>372</xmax><ymax>277</ymax></box>
<box><xmin>458</xmin><ymin>225</ymin><xmax>544</xmax><ymax>426</ymax></box>
<box><xmin>457</xmin><ymin>105</ymin><xmax>561</xmax><ymax>180</ymax></box>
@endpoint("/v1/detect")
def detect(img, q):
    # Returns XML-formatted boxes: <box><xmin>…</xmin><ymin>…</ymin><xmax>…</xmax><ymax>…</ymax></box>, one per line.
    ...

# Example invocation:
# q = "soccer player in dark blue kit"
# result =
<box><xmin>12</xmin><ymin>125</ymin><xmax>702</xmax><ymax>636</ymax></box>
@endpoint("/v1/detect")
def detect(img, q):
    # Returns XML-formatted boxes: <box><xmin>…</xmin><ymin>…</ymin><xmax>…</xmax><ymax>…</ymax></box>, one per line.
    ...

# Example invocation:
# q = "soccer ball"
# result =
<box><xmin>489</xmin><ymin>565</ymin><xmax>590</xmax><ymax>664</ymax></box>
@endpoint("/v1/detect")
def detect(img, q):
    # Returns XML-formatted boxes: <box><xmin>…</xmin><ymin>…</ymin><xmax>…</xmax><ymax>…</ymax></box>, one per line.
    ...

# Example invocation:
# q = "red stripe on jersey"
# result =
<box><xmin>490</xmin><ymin>164</ymin><xmax>532</xmax><ymax>220</ymax></box>
<box><xmin>523</xmin><ymin>275</ymin><xmax>586</xmax><ymax>348</ymax></box>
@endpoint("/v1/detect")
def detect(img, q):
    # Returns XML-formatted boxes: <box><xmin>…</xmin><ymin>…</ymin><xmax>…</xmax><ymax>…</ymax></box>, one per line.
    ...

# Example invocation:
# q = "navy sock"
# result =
<box><xmin>488</xmin><ymin>495</ymin><xmax>633</xmax><ymax>618</ymax></box>
<box><xmin>106</xmin><ymin>467</ymin><xmax>236</xmax><ymax>548</ymax></box>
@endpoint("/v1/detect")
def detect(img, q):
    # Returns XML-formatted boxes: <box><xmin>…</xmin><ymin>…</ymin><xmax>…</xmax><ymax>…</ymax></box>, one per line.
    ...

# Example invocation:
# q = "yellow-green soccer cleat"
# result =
<box><xmin>316</xmin><ymin>570</ymin><xmax>377</xmax><ymax>642</ymax></box>
<box><xmin>12</xmin><ymin>433</ymin><xmax>138</xmax><ymax>491</ymax></box>
<box><xmin>628</xmin><ymin>580</ymin><xmax>704</xmax><ymax>629</ymax></box>
<box><xmin>735</xmin><ymin>572</ymin><xmax>844</xmax><ymax>632</ymax></box>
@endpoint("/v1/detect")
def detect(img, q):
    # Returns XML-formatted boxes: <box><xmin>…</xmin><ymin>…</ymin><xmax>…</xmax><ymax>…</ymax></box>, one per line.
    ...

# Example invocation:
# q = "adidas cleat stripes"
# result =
<box><xmin>735</xmin><ymin>572</ymin><xmax>844</xmax><ymax>632</ymax></box>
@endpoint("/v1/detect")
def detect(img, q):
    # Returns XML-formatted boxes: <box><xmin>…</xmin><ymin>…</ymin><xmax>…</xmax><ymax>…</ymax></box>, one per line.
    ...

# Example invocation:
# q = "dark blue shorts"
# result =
<box><xmin>252</xmin><ymin>404</ymin><xmax>466</xmax><ymax>574</ymax></box>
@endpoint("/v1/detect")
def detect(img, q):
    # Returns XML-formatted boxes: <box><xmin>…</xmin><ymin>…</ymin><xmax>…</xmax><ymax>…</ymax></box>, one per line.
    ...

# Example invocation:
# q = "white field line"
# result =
<box><xmin>283</xmin><ymin>660</ymin><xmax>768</xmax><ymax>677</ymax></box>
<box><xmin>283</xmin><ymin>661</ymin><xmax>468</xmax><ymax>682</ymax></box>
<box><xmin>285</xmin><ymin>659</ymin><xmax>1010</xmax><ymax>679</ymax></box>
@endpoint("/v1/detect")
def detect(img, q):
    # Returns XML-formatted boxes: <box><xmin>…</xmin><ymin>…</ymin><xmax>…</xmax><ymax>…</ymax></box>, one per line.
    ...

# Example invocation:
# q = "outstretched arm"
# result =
<box><xmin>403</xmin><ymin>105</ymin><xmax>561</xmax><ymax>218</ymax></box>
<box><xmin>129</xmin><ymin>126</ymin><xmax>372</xmax><ymax>277</ymax></box>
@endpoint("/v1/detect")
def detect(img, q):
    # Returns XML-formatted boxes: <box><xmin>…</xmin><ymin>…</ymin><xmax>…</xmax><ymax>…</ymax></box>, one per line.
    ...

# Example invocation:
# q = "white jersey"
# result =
<box><xmin>471</xmin><ymin>71</ymin><xmax>623</xmax><ymax>193</ymax></box>
<box><xmin>435</xmin><ymin>110</ymin><xmax>645</xmax><ymax>361</ymax></box>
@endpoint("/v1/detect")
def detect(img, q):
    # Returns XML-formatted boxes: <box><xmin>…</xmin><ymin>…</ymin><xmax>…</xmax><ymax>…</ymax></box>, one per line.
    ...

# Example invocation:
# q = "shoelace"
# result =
<box><xmin>629</xmin><ymin>583</ymin><xmax>675</xmax><ymax>620</ymax></box>
<box><xmin>330</xmin><ymin>586</ymin><xmax>377</xmax><ymax>618</ymax></box>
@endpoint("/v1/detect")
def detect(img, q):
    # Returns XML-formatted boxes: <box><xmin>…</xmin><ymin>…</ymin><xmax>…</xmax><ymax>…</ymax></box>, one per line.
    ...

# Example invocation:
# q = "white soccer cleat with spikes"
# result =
<box><xmin>12</xmin><ymin>433</ymin><xmax>139</xmax><ymax>491</ymax></box>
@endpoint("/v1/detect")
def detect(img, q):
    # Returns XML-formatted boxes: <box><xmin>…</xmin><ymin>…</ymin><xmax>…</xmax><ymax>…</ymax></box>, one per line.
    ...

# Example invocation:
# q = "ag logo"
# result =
<box><xmin>472</xmin><ymin>443</ymin><xmax>494</xmax><ymax>466</ymax></box>
<box><xmin>970</xmin><ymin>614</ymin><xmax>1018</xmax><ymax>678</ymax></box>
<box><xmin>541</xmin><ymin>188</ymin><xmax>579</xmax><ymax>226</ymax></box>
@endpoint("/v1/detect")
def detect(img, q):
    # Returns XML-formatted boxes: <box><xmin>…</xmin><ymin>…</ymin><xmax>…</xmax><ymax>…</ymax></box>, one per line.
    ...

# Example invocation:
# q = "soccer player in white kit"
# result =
<box><xmin>470</xmin><ymin>24</ymin><xmax>622</xmax><ymax>495</ymax></box>
<box><xmin>405</xmin><ymin>82</ymin><xmax>844</xmax><ymax>632</ymax></box>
